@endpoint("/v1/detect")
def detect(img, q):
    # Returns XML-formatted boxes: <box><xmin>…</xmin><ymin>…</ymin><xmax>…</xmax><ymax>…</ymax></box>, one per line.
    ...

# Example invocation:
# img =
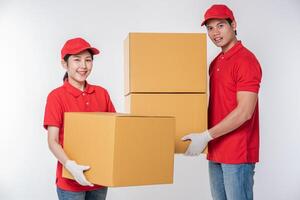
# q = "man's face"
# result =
<box><xmin>206</xmin><ymin>19</ymin><xmax>237</xmax><ymax>52</ymax></box>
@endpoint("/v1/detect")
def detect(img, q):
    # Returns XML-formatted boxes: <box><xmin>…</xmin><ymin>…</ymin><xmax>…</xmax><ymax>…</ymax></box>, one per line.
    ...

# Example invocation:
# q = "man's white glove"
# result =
<box><xmin>181</xmin><ymin>130</ymin><xmax>213</xmax><ymax>156</ymax></box>
<box><xmin>65</xmin><ymin>160</ymin><xmax>94</xmax><ymax>187</ymax></box>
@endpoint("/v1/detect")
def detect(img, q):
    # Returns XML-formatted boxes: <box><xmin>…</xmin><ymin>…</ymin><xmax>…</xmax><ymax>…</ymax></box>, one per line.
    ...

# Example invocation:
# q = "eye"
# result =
<box><xmin>85</xmin><ymin>59</ymin><xmax>92</xmax><ymax>62</ymax></box>
<box><xmin>207</xmin><ymin>27</ymin><xmax>213</xmax><ymax>31</ymax></box>
<box><xmin>73</xmin><ymin>58</ymin><xmax>80</xmax><ymax>62</ymax></box>
<box><xmin>217</xmin><ymin>24</ymin><xmax>224</xmax><ymax>29</ymax></box>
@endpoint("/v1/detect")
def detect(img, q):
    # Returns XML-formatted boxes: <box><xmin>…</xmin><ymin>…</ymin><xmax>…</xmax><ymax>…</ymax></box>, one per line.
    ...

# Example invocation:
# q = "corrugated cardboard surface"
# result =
<box><xmin>63</xmin><ymin>112</ymin><xmax>175</xmax><ymax>187</ymax></box>
<box><xmin>124</xmin><ymin>33</ymin><xmax>207</xmax><ymax>95</ymax></box>
<box><xmin>125</xmin><ymin>94</ymin><xmax>207</xmax><ymax>153</ymax></box>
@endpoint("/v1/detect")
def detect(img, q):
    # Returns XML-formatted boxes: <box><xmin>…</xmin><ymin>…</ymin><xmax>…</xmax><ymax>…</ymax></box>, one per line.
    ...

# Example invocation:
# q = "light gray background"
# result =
<box><xmin>0</xmin><ymin>0</ymin><xmax>299</xmax><ymax>199</ymax></box>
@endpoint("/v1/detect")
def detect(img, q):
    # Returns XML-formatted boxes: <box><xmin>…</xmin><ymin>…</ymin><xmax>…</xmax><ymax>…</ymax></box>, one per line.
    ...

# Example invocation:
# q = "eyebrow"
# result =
<box><xmin>207</xmin><ymin>21</ymin><xmax>226</xmax><ymax>28</ymax></box>
<box><xmin>217</xmin><ymin>21</ymin><xmax>226</xmax><ymax>25</ymax></box>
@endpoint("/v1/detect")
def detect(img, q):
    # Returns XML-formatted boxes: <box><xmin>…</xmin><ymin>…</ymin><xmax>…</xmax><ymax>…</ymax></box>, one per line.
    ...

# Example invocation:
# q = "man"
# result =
<box><xmin>182</xmin><ymin>4</ymin><xmax>262</xmax><ymax>200</ymax></box>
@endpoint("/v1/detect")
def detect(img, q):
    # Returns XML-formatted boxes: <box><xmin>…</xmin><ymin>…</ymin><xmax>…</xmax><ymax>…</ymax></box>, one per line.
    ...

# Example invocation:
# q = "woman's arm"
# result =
<box><xmin>47</xmin><ymin>126</ymin><xmax>69</xmax><ymax>165</ymax></box>
<box><xmin>47</xmin><ymin>126</ymin><xmax>93</xmax><ymax>186</ymax></box>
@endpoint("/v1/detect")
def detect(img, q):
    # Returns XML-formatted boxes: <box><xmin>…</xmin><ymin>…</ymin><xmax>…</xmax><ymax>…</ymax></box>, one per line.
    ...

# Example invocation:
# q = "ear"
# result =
<box><xmin>231</xmin><ymin>20</ymin><xmax>237</xmax><ymax>32</ymax></box>
<box><xmin>61</xmin><ymin>59</ymin><xmax>68</xmax><ymax>70</ymax></box>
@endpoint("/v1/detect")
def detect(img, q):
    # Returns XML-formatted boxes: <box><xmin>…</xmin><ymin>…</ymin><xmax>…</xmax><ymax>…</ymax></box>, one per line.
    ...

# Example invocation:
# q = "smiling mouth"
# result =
<box><xmin>78</xmin><ymin>71</ymin><xmax>87</xmax><ymax>76</ymax></box>
<box><xmin>214</xmin><ymin>37</ymin><xmax>223</xmax><ymax>43</ymax></box>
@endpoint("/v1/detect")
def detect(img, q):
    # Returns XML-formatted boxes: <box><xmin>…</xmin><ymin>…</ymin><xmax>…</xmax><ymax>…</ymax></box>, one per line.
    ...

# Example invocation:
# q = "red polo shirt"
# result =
<box><xmin>207</xmin><ymin>41</ymin><xmax>262</xmax><ymax>164</ymax></box>
<box><xmin>44</xmin><ymin>80</ymin><xmax>116</xmax><ymax>192</ymax></box>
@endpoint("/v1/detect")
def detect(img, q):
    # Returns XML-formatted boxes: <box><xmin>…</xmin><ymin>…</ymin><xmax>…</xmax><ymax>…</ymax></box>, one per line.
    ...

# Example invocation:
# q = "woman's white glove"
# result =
<box><xmin>181</xmin><ymin>130</ymin><xmax>213</xmax><ymax>156</ymax></box>
<box><xmin>65</xmin><ymin>160</ymin><xmax>94</xmax><ymax>187</ymax></box>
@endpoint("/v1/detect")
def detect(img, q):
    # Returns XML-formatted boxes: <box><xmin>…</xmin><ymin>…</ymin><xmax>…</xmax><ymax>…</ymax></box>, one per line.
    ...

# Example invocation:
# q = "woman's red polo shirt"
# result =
<box><xmin>44</xmin><ymin>80</ymin><xmax>115</xmax><ymax>191</ymax></box>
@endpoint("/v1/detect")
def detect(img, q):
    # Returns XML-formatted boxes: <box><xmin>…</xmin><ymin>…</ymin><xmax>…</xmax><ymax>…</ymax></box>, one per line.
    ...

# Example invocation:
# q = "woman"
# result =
<box><xmin>44</xmin><ymin>37</ymin><xmax>115</xmax><ymax>200</ymax></box>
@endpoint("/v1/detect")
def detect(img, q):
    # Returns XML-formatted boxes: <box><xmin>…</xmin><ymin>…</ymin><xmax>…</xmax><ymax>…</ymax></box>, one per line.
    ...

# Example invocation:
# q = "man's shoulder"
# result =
<box><xmin>234</xmin><ymin>46</ymin><xmax>262</xmax><ymax>74</ymax></box>
<box><xmin>239</xmin><ymin>45</ymin><xmax>259</xmax><ymax>62</ymax></box>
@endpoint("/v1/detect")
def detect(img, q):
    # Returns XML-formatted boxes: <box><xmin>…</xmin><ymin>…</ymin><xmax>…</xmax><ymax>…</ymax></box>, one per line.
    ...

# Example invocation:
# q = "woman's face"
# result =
<box><xmin>62</xmin><ymin>50</ymin><xmax>93</xmax><ymax>89</ymax></box>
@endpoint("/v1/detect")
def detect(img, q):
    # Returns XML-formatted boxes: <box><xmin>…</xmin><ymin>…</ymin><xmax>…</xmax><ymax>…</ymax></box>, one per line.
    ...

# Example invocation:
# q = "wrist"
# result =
<box><xmin>206</xmin><ymin>130</ymin><xmax>214</xmax><ymax>141</ymax></box>
<box><xmin>65</xmin><ymin>160</ymin><xmax>75</xmax><ymax>167</ymax></box>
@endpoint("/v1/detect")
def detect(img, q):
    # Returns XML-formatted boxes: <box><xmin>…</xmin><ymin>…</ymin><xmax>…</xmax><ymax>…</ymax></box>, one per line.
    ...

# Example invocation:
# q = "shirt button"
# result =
<box><xmin>86</xmin><ymin>102</ymin><xmax>89</xmax><ymax>105</ymax></box>
<box><xmin>82</xmin><ymin>93</ymin><xmax>86</xmax><ymax>96</ymax></box>
<box><xmin>221</xmin><ymin>56</ymin><xmax>224</xmax><ymax>59</ymax></box>
<box><xmin>217</xmin><ymin>68</ymin><xmax>220</xmax><ymax>71</ymax></box>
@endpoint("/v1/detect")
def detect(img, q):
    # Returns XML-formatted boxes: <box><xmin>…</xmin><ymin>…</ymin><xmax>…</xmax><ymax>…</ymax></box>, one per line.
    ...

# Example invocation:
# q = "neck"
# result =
<box><xmin>68</xmin><ymin>79</ymin><xmax>86</xmax><ymax>91</ymax></box>
<box><xmin>221</xmin><ymin>37</ymin><xmax>238</xmax><ymax>53</ymax></box>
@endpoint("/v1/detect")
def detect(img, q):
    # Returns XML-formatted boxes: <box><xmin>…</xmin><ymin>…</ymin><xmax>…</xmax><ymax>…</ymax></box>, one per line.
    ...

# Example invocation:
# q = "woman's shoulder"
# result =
<box><xmin>47</xmin><ymin>85</ymin><xmax>65</xmax><ymax>99</ymax></box>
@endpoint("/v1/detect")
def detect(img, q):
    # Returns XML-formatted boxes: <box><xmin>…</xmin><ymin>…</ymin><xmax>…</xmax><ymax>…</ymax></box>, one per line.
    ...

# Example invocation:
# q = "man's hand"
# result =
<box><xmin>181</xmin><ymin>130</ymin><xmax>213</xmax><ymax>156</ymax></box>
<box><xmin>65</xmin><ymin>160</ymin><xmax>94</xmax><ymax>187</ymax></box>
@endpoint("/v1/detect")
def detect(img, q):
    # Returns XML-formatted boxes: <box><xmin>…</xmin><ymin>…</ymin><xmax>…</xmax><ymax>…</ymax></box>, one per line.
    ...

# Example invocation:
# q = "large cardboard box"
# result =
<box><xmin>124</xmin><ymin>33</ymin><xmax>207</xmax><ymax>95</ymax></box>
<box><xmin>125</xmin><ymin>94</ymin><xmax>207</xmax><ymax>153</ymax></box>
<box><xmin>62</xmin><ymin>112</ymin><xmax>175</xmax><ymax>187</ymax></box>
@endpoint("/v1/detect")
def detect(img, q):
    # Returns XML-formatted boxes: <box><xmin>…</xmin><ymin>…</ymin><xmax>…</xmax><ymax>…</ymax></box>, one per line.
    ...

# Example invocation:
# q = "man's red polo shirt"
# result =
<box><xmin>44</xmin><ymin>80</ymin><xmax>116</xmax><ymax>192</ymax></box>
<box><xmin>207</xmin><ymin>41</ymin><xmax>262</xmax><ymax>164</ymax></box>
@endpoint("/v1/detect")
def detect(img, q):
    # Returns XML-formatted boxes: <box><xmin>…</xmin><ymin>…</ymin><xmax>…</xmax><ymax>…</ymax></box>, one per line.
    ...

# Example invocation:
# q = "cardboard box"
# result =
<box><xmin>125</xmin><ymin>94</ymin><xmax>207</xmax><ymax>153</ymax></box>
<box><xmin>62</xmin><ymin>112</ymin><xmax>175</xmax><ymax>187</ymax></box>
<box><xmin>124</xmin><ymin>33</ymin><xmax>207</xmax><ymax>95</ymax></box>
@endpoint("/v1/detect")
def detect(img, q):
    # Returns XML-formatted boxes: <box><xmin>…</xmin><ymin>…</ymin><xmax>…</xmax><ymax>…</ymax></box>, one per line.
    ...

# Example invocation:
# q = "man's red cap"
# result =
<box><xmin>201</xmin><ymin>4</ymin><xmax>235</xmax><ymax>26</ymax></box>
<box><xmin>61</xmin><ymin>37</ymin><xmax>100</xmax><ymax>59</ymax></box>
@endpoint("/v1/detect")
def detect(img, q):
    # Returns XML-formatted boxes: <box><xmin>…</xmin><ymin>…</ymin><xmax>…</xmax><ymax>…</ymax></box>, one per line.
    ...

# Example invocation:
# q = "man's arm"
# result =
<box><xmin>209</xmin><ymin>91</ymin><xmax>258</xmax><ymax>139</ymax></box>
<box><xmin>182</xmin><ymin>91</ymin><xmax>258</xmax><ymax>156</ymax></box>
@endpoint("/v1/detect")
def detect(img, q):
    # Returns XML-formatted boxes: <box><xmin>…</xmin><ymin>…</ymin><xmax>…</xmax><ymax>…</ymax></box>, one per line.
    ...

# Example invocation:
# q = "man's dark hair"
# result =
<box><xmin>226</xmin><ymin>18</ymin><xmax>237</xmax><ymax>35</ymax></box>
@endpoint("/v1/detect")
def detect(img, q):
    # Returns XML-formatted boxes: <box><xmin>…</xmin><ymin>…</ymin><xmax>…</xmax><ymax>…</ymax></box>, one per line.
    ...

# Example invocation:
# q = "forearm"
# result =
<box><xmin>209</xmin><ymin>107</ymin><xmax>251</xmax><ymax>139</ymax></box>
<box><xmin>48</xmin><ymin>140</ymin><xmax>69</xmax><ymax>165</ymax></box>
<box><xmin>208</xmin><ymin>91</ymin><xmax>258</xmax><ymax>139</ymax></box>
<box><xmin>48</xmin><ymin>138</ymin><xmax>94</xmax><ymax>186</ymax></box>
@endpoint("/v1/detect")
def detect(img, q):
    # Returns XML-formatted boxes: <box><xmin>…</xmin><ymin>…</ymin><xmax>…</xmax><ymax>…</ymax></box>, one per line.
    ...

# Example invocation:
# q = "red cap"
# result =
<box><xmin>201</xmin><ymin>4</ymin><xmax>235</xmax><ymax>26</ymax></box>
<box><xmin>61</xmin><ymin>37</ymin><xmax>100</xmax><ymax>59</ymax></box>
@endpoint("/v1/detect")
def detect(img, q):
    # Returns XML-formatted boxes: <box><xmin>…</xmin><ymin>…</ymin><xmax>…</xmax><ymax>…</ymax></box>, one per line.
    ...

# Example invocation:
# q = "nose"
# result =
<box><xmin>212</xmin><ymin>27</ymin><xmax>220</xmax><ymax>36</ymax></box>
<box><xmin>79</xmin><ymin>61</ymin><xmax>87</xmax><ymax>69</ymax></box>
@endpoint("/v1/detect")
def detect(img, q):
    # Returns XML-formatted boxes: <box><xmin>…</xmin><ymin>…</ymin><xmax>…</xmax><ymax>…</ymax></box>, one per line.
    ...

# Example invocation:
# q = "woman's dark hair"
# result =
<box><xmin>226</xmin><ymin>18</ymin><xmax>237</xmax><ymax>35</ymax></box>
<box><xmin>63</xmin><ymin>49</ymin><xmax>94</xmax><ymax>81</ymax></box>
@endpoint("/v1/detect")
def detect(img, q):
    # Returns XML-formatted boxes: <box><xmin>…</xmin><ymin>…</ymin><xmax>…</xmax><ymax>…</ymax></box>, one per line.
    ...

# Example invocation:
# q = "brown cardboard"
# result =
<box><xmin>124</xmin><ymin>33</ymin><xmax>207</xmax><ymax>95</ymax></box>
<box><xmin>62</xmin><ymin>112</ymin><xmax>175</xmax><ymax>187</ymax></box>
<box><xmin>125</xmin><ymin>94</ymin><xmax>207</xmax><ymax>153</ymax></box>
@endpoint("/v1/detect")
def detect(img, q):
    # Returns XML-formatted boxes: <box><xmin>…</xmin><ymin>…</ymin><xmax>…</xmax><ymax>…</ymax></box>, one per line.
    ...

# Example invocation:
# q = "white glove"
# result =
<box><xmin>181</xmin><ymin>130</ymin><xmax>213</xmax><ymax>156</ymax></box>
<box><xmin>65</xmin><ymin>160</ymin><xmax>94</xmax><ymax>187</ymax></box>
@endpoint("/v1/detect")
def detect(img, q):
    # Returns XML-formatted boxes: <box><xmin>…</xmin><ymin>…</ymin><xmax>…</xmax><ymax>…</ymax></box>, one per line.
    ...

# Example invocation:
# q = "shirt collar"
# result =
<box><xmin>219</xmin><ymin>41</ymin><xmax>243</xmax><ymax>60</ymax></box>
<box><xmin>63</xmin><ymin>80</ymin><xmax>95</xmax><ymax>97</ymax></box>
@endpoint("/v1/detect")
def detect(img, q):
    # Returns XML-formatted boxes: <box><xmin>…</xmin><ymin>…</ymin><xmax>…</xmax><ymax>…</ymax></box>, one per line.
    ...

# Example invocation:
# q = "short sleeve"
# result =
<box><xmin>236</xmin><ymin>56</ymin><xmax>262</xmax><ymax>93</ymax></box>
<box><xmin>43</xmin><ymin>92</ymin><xmax>63</xmax><ymax>130</ymax></box>
<box><xmin>104</xmin><ymin>90</ymin><xmax>116</xmax><ymax>112</ymax></box>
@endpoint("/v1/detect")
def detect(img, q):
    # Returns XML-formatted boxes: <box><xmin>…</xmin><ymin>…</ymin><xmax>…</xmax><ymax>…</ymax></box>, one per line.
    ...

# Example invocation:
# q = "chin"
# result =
<box><xmin>74</xmin><ymin>78</ymin><xmax>87</xmax><ymax>83</ymax></box>
<box><xmin>214</xmin><ymin>43</ymin><xmax>223</xmax><ymax>48</ymax></box>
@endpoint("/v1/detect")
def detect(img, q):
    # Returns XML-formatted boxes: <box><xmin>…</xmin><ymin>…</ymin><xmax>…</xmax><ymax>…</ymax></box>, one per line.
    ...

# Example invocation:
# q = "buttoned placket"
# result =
<box><xmin>81</xmin><ymin>92</ymin><xmax>90</xmax><ymax>110</ymax></box>
<box><xmin>216</xmin><ymin>55</ymin><xmax>225</xmax><ymax>73</ymax></box>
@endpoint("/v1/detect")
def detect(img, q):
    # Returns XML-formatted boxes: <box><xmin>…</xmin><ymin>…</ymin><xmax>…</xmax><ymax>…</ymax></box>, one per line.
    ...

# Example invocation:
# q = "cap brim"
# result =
<box><xmin>61</xmin><ymin>46</ymin><xmax>101</xmax><ymax>59</ymax></box>
<box><xmin>88</xmin><ymin>47</ymin><xmax>100</xmax><ymax>55</ymax></box>
<box><xmin>68</xmin><ymin>47</ymin><xmax>100</xmax><ymax>56</ymax></box>
<box><xmin>201</xmin><ymin>15</ymin><xmax>233</xmax><ymax>26</ymax></box>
